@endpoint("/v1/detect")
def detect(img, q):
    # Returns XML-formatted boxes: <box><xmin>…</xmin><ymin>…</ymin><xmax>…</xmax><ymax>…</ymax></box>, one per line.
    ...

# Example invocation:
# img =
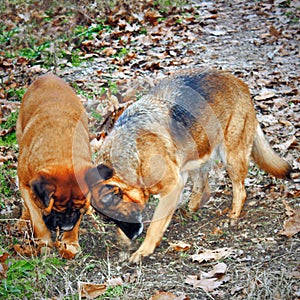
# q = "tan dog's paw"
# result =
<box><xmin>129</xmin><ymin>247</ymin><xmax>154</xmax><ymax>264</ymax></box>
<box><xmin>55</xmin><ymin>241</ymin><xmax>80</xmax><ymax>259</ymax></box>
<box><xmin>129</xmin><ymin>251</ymin><xmax>143</xmax><ymax>264</ymax></box>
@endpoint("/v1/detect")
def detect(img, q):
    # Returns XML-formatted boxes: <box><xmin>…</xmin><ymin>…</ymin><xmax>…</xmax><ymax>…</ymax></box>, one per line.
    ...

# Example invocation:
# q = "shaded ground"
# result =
<box><xmin>0</xmin><ymin>0</ymin><xmax>299</xmax><ymax>299</ymax></box>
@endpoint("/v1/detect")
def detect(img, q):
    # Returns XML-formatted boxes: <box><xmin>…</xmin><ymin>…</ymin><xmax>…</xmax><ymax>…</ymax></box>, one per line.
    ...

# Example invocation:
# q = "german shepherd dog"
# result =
<box><xmin>17</xmin><ymin>74</ymin><xmax>92</xmax><ymax>259</ymax></box>
<box><xmin>85</xmin><ymin>69</ymin><xmax>292</xmax><ymax>263</ymax></box>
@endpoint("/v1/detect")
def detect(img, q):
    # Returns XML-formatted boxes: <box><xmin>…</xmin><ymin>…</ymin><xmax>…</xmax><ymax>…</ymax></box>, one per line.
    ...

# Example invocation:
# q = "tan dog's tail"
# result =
<box><xmin>252</xmin><ymin>125</ymin><xmax>292</xmax><ymax>179</ymax></box>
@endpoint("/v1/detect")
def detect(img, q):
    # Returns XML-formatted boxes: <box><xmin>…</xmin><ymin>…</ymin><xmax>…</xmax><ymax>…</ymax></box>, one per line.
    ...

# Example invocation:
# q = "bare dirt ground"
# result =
<box><xmin>0</xmin><ymin>0</ymin><xmax>299</xmax><ymax>299</ymax></box>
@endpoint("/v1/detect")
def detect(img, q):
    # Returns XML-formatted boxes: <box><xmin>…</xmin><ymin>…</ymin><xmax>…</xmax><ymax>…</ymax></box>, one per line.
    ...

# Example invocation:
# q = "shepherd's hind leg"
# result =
<box><xmin>226</xmin><ymin>152</ymin><xmax>249</xmax><ymax>220</ymax></box>
<box><xmin>188</xmin><ymin>170</ymin><xmax>210</xmax><ymax>212</ymax></box>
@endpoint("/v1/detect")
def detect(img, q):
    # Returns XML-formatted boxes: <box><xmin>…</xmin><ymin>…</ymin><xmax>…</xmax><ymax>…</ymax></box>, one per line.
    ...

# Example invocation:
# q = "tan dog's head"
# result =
<box><xmin>85</xmin><ymin>164</ymin><xmax>144</xmax><ymax>240</ymax></box>
<box><xmin>30</xmin><ymin>172</ymin><xmax>89</xmax><ymax>232</ymax></box>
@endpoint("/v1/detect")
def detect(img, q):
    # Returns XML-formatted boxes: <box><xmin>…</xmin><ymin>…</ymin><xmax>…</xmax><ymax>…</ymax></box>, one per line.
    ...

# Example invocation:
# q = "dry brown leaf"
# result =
<box><xmin>254</xmin><ymin>90</ymin><xmax>275</xmax><ymax>100</ymax></box>
<box><xmin>289</xmin><ymin>271</ymin><xmax>300</xmax><ymax>279</ymax></box>
<box><xmin>185</xmin><ymin>276</ymin><xmax>223</xmax><ymax>292</ymax></box>
<box><xmin>149</xmin><ymin>291</ymin><xmax>176</xmax><ymax>300</ymax></box>
<box><xmin>102</xmin><ymin>47</ymin><xmax>117</xmax><ymax>56</ymax></box>
<box><xmin>106</xmin><ymin>276</ymin><xmax>123</xmax><ymax>287</ymax></box>
<box><xmin>211</xmin><ymin>227</ymin><xmax>223</xmax><ymax>235</ymax></box>
<box><xmin>191</xmin><ymin>247</ymin><xmax>233</xmax><ymax>263</ymax></box>
<box><xmin>185</xmin><ymin>263</ymin><xmax>227</xmax><ymax>292</ymax></box>
<box><xmin>202</xmin><ymin>262</ymin><xmax>227</xmax><ymax>279</ymax></box>
<box><xmin>149</xmin><ymin>291</ymin><xmax>188</xmax><ymax>300</ymax></box>
<box><xmin>78</xmin><ymin>277</ymin><xmax>123</xmax><ymax>299</ymax></box>
<box><xmin>145</xmin><ymin>9</ymin><xmax>161</xmax><ymax>25</ymax></box>
<box><xmin>0</xmin><ymin>252</ymin><xmax>9</xmax><ymax>263</ymax></box>
<box><xmin>273</xmin><ymin>136</ymin><xmax>297</xmax><ymax>151</ymax></box>
<box><xmin>168</xmin><ymin>241</ymin><xmax>191</xmax><ymax>252</ymax></box>
<box><xmin>279</xmin><ymin>200</ymin><xmax>300</xmax><ymax>237</ymax></box>
<box><xmin>269</xmin><ymin>25</ymin><xmax>281</xmax><ymax>38</ymax></box>
<box><xmin>13</xmin><ymin>243</ymin><xmax>39</xmax><ymax>257</ymax></box>
<box><xmin>78</xmin><ymin>282</ymin><xmax>107</xmax><ymax>299</ymax></box>
<box><xmin>0</xmin><ymin>252</ymin><xmax>9</xmax><ymax>279</ymax></box>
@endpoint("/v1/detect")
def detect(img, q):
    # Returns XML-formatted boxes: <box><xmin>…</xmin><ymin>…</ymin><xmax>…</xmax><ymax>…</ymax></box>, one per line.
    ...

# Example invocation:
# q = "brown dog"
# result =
<box><xmin>17</xmin><ymin>73</ymin><xmax>92</xmax><ymax>259</ymax></box>
<box><xmin>85</xmin><ymin>69</ymin><xmax>292</xmax><ymax>263</ymax></box>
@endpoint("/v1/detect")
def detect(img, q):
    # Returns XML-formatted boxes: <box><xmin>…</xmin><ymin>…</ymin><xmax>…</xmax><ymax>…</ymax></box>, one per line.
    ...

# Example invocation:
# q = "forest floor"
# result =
<box><xmin>0</xmin><ymin>0</ymin><xmax>299</xmax><ymax>299</ymax></box>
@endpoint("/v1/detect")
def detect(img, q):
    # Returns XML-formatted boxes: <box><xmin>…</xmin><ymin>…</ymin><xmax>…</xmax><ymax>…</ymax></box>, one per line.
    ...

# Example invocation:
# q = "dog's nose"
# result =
<box><xmin>115</xmin><ymin>220</ymin><xmax>144</xmax><ymax>240</ymax></box>
<box><xmin>60</xmin><ymin>224</ymin><xmax>74</xmax><ymax>231</ymax></box>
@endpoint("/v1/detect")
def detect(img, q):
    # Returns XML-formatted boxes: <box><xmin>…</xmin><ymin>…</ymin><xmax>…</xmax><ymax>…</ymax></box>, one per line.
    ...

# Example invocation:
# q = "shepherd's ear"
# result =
<box><xmin>30</xmin><ymin>176</ymin><xmax>55</xmax><ymax>207</ymax></box>
<box><xmin>85</xmin><ymin>164</ymin><xmax>114</xmax><ymax>187</ymax></box>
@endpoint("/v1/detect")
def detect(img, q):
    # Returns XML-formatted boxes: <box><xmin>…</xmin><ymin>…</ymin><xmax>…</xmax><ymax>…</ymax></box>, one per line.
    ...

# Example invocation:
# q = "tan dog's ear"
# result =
<box><xmin>85</xmin><ymin>164</ymin><xmax>114</xmax><ymax>188</ymax></box>
<box><xmin>30</xmin><ymin>176</ymin><xmax>55</xmax><ymax>208</ymax></box>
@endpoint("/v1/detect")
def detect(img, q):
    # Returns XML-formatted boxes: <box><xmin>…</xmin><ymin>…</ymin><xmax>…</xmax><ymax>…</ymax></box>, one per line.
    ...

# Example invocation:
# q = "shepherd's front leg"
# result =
<box><xmin>129</xmin><ymin>175</ymin><xmax>184</xmax><ymax>263</ymax></box>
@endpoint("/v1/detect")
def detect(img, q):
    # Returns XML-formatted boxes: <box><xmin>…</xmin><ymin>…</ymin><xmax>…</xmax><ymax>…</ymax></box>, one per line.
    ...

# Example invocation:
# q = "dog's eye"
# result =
<box><xmin>98</xmin><ymin>185</ymin><xmax>121</xmax><ymax>206</ymax></box>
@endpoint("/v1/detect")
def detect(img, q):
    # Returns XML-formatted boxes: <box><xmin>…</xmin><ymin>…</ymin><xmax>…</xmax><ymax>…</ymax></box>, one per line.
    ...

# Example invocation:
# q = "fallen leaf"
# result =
<box><xmin>269</xmin><ymin>25</ymin><xmax>281</xmax><ymax>38</ymax></box>
<box><xmin>203</xmin><ymin>262</ymin><xmax>227</xmax><ymax>279</ymax></box>
<box><xmin>0</xmin><ymin>252</ymin><xmax>9</xmax><ymax>279</ymax></box>
<box><xmin>106</xmin><ymin>276</ymin><xmax>123</xmax><ymax>287</ymax></box>
<box><xmin>254</xmin><ymin>90</ymin><xmax>276</xmax><ymax>100</ymax></box>
<box><xmin>279</xmin><ymin>200</ymin><xmax>300</xmax><ymax>237</ymax></box>
<box><xmin>191</xmin><ymin>247</ymin><xmax>233</xmax><ymax>263</ymax></box>
<box><xmin>78</xmin><ymin>282</ymin><xmax>107</xmax><ymax>299</ymax></box>
<box><xmin>185</xmin><ymin>263</ymin><xmax>228</xmax><ymax>292</ymax></box>
<box><xmin>206</xmin><ymin>28</ymin><xmax>227</xmax><ymax>36</ymax></box>
<box><xmin>123</xmin><ymin>271</ymin><xmax>138</xmax><ymax>284</ymax></box>
<box><xmin>168</xmin><ymin>241</ymin><xmax>191</xmax><ymax>252</ymax></box>
<box><xmin>211</xmin><ymin>227</ymin><xmax>223</xmax><ymax>235</ymax></box>
<box><xmin>0</xmin><ymin>252</ymin><xmax>9</xmax><ymax>263</ymax></box>
<box><xmin>149</xmin><ymin>291</ymin><xmax>189</xmax><ymax>300</ymax></box>
<box><xmin>273</xmin><ymin>136</ymin><xmax>297</xmax><ymax>151</ymax></box>
<box><xmin>14</xmin><ymin>243</ymin><xmax>39</xmax><ymax>257</ymax></box>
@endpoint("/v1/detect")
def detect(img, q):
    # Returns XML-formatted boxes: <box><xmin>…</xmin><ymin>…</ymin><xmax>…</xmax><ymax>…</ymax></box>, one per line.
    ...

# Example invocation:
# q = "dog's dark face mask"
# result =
<box><xmin>30</xmin><ymin>176</ymin><xmax>84</xmax><ymax>232</ymax></box>
<box><xmin>42</xmin><ymin>204</ymin><xmax>81</xmax><ymax>232</ymax></box>
<box><xmin>85</xmin><ymin>164</ymin><xmax>144</xmax><ymax>240</ymax></box>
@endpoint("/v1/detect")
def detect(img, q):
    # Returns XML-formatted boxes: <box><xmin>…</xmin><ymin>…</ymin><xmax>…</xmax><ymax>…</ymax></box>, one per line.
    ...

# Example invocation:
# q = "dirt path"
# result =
<box><xmin>0</xmin><ymin>1</ymin><xmax>299</xmax><ymax>299</ymax></box>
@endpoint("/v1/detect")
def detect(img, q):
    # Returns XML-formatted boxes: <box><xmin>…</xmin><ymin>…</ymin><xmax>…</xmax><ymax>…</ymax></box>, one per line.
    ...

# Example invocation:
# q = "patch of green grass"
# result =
<box><xmin>108</xmin><ymin>80</ymin><xmax>118</xmax><ymax>95</ymax></box>
<box><xmin>0</xmin><ymin>25</ymin><xmax>20</xmax><ymax>44</ymax></box>
<box><xmin>0</xmin><ymin>111</ymin><xmax>18</xmax><ymax>148</ymax></box>
<box><xmin>139</xmin><ymin>27</ymin><xmax>147</xmax><ymax>35</ymax></box>
<box><xmin>192</xmin><ymin>214</ymin><xmax>200</xmax><ymax>222</ymax></box>
<box><xmin>74</xmin><ymin>23</ymin><xmax>109</xmax><ymax>40</ymax></box>
<box><xmin>154</xmin><ymin>0</ymin><xmax>189</xmax><ymax>13</ymax></box>
<box><xmin>0</xmin><ymin>257</ymin><xmax>65</xmax><ymax>299</ymax></box>
<box><xmin>115</xmin><ymin>47</ymin><xmax>129</xmax><ymax>58</ymax></box>
<box><xmin>5</xmin><ymin>88</ymin><xmax>25</xmax><ymax>102</ymax></box>
<box><xmin>59</xmin><ymin>49</ymin><xmax>87</xmax><ymax>67</ymax></box>
<box><xmin>18</xmin><ymin>41</ymin><xmax>51</xmax><ymax>60</ymax></box>
<box><xmin>285</xmin><ymin>11</ymin><xmax>299</xmax><ymax>23</ymax></box>
<box><xmin>99</xmin><ymin>285</ymin><xmax>127</xmax><ymax>299</ymax></box>
<box><xmin>0</xmin><ymin>111</ymin><xmax>19</xmax><ymax>198</ymax></box>
<box><xmin>72</xmin><ymin>83</ymin><xmax>106</xmax><ymax>100</ymax></box>
<box><xmin>0</xmin><ymin>131</ymin><xmax>17</xmax><ymax>147</ymax></box>
<box><xmin>1</xmin><ymin>111</ymin><xmax>19</xmax><ymax>130</ymax></box>
<box><xmin>90</xmin><ymin>108</ymin><xmax>103</xmax><ymax>121</ymax></box>
<box><xmin>0</xmin><ymin>164</ymin><xmax>17</xmax><ymax>197</ymax></box>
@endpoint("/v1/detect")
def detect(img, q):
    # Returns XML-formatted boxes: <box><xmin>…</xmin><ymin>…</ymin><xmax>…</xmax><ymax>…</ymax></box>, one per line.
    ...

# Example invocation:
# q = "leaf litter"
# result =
<box><xmin>0</xmin><ymin>0</ymin><xmax>299</xmax><ymax>299</ymax></box>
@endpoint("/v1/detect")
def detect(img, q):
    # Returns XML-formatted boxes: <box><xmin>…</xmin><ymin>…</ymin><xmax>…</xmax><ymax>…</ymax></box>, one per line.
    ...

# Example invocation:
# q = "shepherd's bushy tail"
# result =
<box><xmin>252</xmin><ymin>125</ymin><xmax>292</xmax><ymax>179</ymax></box>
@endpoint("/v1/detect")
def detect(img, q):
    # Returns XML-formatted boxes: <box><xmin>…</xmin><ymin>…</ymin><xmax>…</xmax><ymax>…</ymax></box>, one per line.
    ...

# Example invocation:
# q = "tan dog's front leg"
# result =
<box><xmin>19</xmin><ymin>183</ymin><xmax>53</xmax><ymax>253</ymax></box>
<box><xmin>129</xmin><ymin>176</ymin><xmax>184</xmax><ymax>263</ymax></box>
<box><xmin>56</xmin><ymin>213</ymin><xmax>83</xmax><ymax>259</ymax></box>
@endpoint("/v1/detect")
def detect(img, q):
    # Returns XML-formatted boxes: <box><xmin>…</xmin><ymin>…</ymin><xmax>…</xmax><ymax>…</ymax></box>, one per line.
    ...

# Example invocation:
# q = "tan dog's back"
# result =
<box><xmin>17</xmin><ymin>73</ymin><xmax>90</xmax><ymax>183</ymax></box>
